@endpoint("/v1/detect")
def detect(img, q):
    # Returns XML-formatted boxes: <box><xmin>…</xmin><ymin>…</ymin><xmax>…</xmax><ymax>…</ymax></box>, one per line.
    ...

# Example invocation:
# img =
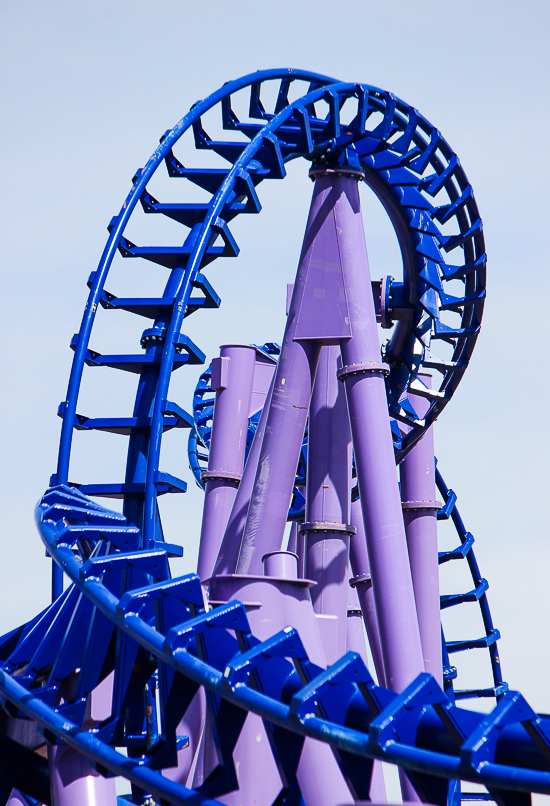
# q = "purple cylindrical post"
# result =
<box><xmin>48</xmin><ymin>743</ymin><xmax>117</xmax><ymax>805</ymax></box>
<box><xmin>263</xmin><ymin>550</ymin><xmax>299</xmax><ymax>579</ymax></box>
<box><xmin>349</xmin><ymin>496</ymin><xmax>385</xmax><ymax>686</ymax></box>
<box><xmin>306</xmin><ymin>169</ymin><xmax>425</xmax><ymax>693</ymax></box>
<box><xmin>399</xmin><ymin>374</ymin><xmax>442</xmax><ymax>686</ymax></box>
<box><xmin>303</xmin><ymin>344</ymin><xmax>353</xmax><ymax>662</ymax></box>
<box><xmin>197</xmin><ymin>344</ymin><xmax>257</xmax><ymax>582</ymax></box>
<box><xmin>346</xmin><ymin>583</ymin><xmax>387</xmax><ymax>802</ymax></box>
<box><xmin>213</xmin><ymin>371</ymin><xmax>276</xmax><ymax>577</ymax></box>
<box><xmin>209</xmin><ymin>573</ymin><xmax>353</xmax><ymax>806</ymax></box>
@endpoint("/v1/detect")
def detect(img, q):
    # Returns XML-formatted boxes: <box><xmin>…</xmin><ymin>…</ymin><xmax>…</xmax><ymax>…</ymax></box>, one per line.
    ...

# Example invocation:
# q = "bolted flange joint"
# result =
<box><xmin>140</xmin><ymin>327</ymin><xmax>167</xmax><ymax>349</ymax></box>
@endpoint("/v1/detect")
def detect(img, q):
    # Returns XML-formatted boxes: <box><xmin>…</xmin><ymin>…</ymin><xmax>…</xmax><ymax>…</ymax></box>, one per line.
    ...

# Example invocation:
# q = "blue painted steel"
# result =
<box><xmin>436</xmin><ymin>464</ymin><xmax>507</xmax><ymax>701</ymax></box>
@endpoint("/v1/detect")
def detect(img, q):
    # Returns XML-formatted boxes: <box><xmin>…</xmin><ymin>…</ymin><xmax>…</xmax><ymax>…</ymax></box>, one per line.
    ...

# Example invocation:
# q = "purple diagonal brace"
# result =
<box><xmin>399</xmin><ymin>373</ymin><xmax>442</xmax><ymax>685</ymax></box>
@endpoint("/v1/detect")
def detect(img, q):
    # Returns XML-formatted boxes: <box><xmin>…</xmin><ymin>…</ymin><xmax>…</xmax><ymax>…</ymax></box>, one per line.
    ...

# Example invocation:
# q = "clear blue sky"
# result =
<box><xmin>1</xmin><ymin>0</ymin><xmax>549</xmax><ymax>732</ymax></box>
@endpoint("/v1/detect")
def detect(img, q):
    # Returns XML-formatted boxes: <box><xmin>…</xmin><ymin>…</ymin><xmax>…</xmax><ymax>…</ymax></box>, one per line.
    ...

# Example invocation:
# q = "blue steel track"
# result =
<box><xmin>0</xmin><ymin>70</ymin><xmax>538</xmax><ymax>806</ymax></box>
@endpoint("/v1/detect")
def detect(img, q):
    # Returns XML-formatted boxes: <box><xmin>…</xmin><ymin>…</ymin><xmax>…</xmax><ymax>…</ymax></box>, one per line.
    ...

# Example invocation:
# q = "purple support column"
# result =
<box><xmin>350</xmin><ymin>496</ymin><xmax>385</xmax><ymax>687</ymax></box>
<box><xmin>197</xmin><ymin>344</ymin><xmax>257</xmax><ymax>582</ymax></box>
<box><xmin>236</xmin><ymin>167</ymin><xmax>360</xmax><ymax>575</ymax></box>
<box><xmin>47</xmin><ymin>672</ymin><xmax>116</xmax><ymax>806</ymax></box>
<box><xmin>399</xmin><ymin>374</ymin><xmax>442</xmax><ymax>686</ymax></box>
<box><xmin>48</xmin><ymin>744</ymin><xmax>117</xmax><ymax>805</ymax></box>
<box><xmin>302</xmin><ymin>346</ymin><xmax>354</xmax><ymax>662</ymax></box>
<box><xmin>209</xmin><ymin>559</ymin><xmax>353</xmax><ymax>806</ymax></box>
<box><xmin>346</xmin><ymin>582</ymin><xmax>387</xmax><ymax>802</ymax></box>
<box><xmin>287</xmin><ymin>521</ymin><xmax>299</xmax><ymax>553</ymax></box>
<box><xmin>224</xmin><ymin>165</ymin><xmax>361</xmax><ymax>575</ymax></box>
<box><xmin>302</xmin><ymin>168</ymin><xmax>424</xmax><ymax>693</ymax></box>
<box><xmin>163</xmin><ymin>690</ymin><xmax>206</xmax><ymax>786</ymax></box>
<box><xmin>213</xmin><ymin>371</ymin><xmax>276</xmax><ymax>577</ymax></box>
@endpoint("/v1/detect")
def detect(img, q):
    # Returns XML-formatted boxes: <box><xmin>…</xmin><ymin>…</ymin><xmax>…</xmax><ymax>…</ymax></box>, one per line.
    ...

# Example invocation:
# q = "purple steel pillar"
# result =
<box><xmin>197</xmin><ymin>344</ymin><xmax>256</xmax><ymax>582</ymax></box>
<box><xmin>346</xmin><ymin>582</ymin><xmax>387</xmax><ymax>802</ymax></box>
<box><xmin>213</xmin><ymin>370</ymin><xmax>276</xmax><ymax>577</ymax></box>
<box><xmin>305</xmin><ymin>167</ymin><xmax>425</xmax><ymax>693</ymax></box>
<box><xmin>209</xmin><ymin>557</ymin><xmax>353</xmax><ymax>806</ymax></box>
<box><xmin>399</xmin><ymin>374</ymin><xmax>442</xmax><ymax>686</ymax></box>
<box><xmin>47</xmin><ymin>673</ymin><xmax>116</xmax><ymax>805</ymax></box>
<box><xmin>302</xmin><ymin>344</ymin><xmax>354</xmax><ymax>663</ymax></box>
<box><xmin>349</xmin><ymin>496</ymin><xmax>385</xmax><ymax>687</ymax></box>
<box><xmin>48</xmin><ymin>744</ymin><xmax>116</xmax><ymax>805</ymax></box>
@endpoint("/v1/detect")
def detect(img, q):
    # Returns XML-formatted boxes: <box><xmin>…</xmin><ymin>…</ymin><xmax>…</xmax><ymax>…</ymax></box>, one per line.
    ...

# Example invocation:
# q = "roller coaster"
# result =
<box><xmin>1</xmin><ymin>69</ymin><xmax>547</xmax><ymax>806</ymax></box>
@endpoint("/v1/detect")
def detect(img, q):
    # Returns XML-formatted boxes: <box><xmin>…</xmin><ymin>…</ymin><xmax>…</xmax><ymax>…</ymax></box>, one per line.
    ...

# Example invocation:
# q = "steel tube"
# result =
<box><xmin>235</xmin><ymin>316</ymin><xmax>321</xmax><ymax>573</ymax></box>
<box><xmin>349</xmin><ymin>497</ymin><xmax>385</xmax><ymax>687</ymax></box>
<box><xmin>197</xmin><ymin>344</ymin><xmax>257</xmax><ymax>582</ymax></box>
<box><xmin>399</xmin><ymin>374</ymin><xmax>442</xmax><ymax>686</ymax></box>
<box><xmin>48</xmin><ymin>743</ymin><xmax>117</xmax><ymax>806</ymax></box>
<box><xmin>303</xmin><ymin>345</ymin><xmax>353</xmax><ymax>661</ymax></box>
<box><xmin>213</xmin><ymin>372</ymin><xmax>276</xmax><ymax>577</ymax></box>
<box><xmin>307</xmin><ymin>171</ymin><xmax>426</xmax><ymax>694</ymax></box>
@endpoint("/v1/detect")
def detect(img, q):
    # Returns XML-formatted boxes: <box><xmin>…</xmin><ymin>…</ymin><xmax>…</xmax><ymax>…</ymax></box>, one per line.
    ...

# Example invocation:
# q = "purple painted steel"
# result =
<box><xmin>303</xmin><ymin>344</ymin><xmax>353</xmax><ymax>661</ymax></box>
<box><xmin>213</xmin><ymin>371</ymin><xmax>276</xmax><ymax>577</ymax></box>
<box><xmin>263</xmin><ymin>550</ymin><xmax>299</xmax><ymax>579</ymax></box>
<box><xmin>209</xmin><ymin>573</ymin><xmax>353</xmax><ymax>806</ymax></box>
<box><xmin>48</xmin><ymin>743</ymin><xmax>117</xmax><ymax>805</ymax></box>
<box><xmin>163</xmin><ymin>691</ymin><xmax>206</xmax><ymax>787</ymax></box>
<box><xmin>197</xmin><ymin>344</ymin><xmax>257</xmax><ymax>582</ymax></box>
<box><xmin>305</xmin><ymin>346</ymin><xmax>352</xmax><ymax>523</ymax></box>
<box><xmin>7</xmin><ymin>793</ymin><xmax>31</xmax><ymax>806</ymax></box>
<box><xmin>306</xmin><ymin>170</ymin><xmax>426</xmax><ymax>693</ymax></box>
<box><xmin>345</xmin><ymin>578</ymin><xmax>386</xmax><ymax>802</ymax></box>
<box><xmin>346</xmin><ymin>581</ymin><xmax>369</xmax><ymax>662</ymax></box>
<box><xmin>234</xmin><ymin>334</ymin><xmax>319</xmax><ymax>574</ymax></box>
<box><xmin>235</xmin><ymin>314</ymin><xmax>321</xmax><ymax>572</ymax></box>
<box><xmin>287</xmin><ymin>521</ymin><xmax>299</xmax><ymax>554</ymax></box>
<box><xmin>399</xmin><ymin>374</ymin><xmax>443</xmax><ymax>686</ymax></box>
<box><xmin>235</xmin><ymin>166</ymin><xmax>372</xmax><ymax>576</ymax></box>
<box><xmin>349</xmin><ymin>497</ymin><xmax>385</xmax><ymax>687</ymax></box>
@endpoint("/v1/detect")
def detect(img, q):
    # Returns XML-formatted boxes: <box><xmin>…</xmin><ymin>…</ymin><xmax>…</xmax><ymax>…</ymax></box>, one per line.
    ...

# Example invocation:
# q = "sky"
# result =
<box><xmin>1</xmin><ymin>0</ymin><xmax>550</xmax><ymax>795</ymax></box>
